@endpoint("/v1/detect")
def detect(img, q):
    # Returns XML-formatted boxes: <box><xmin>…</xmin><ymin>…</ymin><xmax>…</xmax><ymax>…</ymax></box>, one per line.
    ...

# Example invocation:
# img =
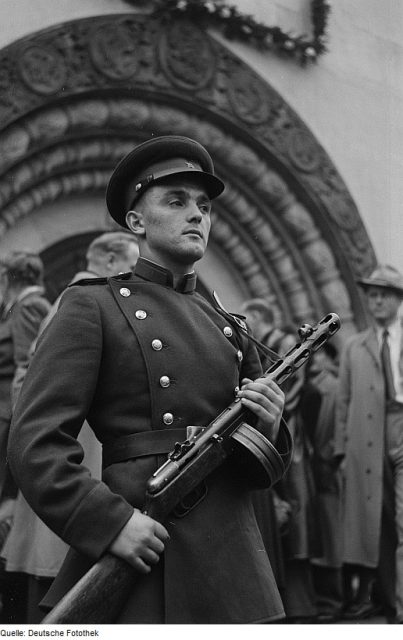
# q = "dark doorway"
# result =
<box><xmin>40</xmin><ymin>232</ymin><xmax>101</xmax><ymax>303</ymax></box>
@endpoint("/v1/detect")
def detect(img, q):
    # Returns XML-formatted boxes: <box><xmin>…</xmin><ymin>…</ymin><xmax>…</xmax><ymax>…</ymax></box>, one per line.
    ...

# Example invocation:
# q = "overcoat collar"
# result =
<box><xmin>134</xmin><ymin>257</ymin><xmax>197</xmax><ymax>293</ymax></box>
<box><xmin>361</xmin><ymin>318</ymin><xmax>403</xmax><ymax>369</ymax></box>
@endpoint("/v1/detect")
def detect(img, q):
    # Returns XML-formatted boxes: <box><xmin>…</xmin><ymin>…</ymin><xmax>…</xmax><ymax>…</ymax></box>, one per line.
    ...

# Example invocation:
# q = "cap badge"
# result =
<box><xmin>185</xmin><ymin>162</ymin><xmax>194</xmax><ymax>168</ymax></box>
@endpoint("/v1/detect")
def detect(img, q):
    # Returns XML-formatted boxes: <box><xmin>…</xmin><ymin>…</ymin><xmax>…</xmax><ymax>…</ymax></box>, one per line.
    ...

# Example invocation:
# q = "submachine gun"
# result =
<box><xmin>42</xmin><ymin>312</ymin><xmax>340</xmax><ymax>624</ymax></box>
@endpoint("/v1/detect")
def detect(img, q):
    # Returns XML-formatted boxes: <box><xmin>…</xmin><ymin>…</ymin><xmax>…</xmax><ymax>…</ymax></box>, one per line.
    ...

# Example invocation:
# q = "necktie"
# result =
<box><xmin>381</xmin><ymin>329</ymin><xmax>395</xmax><ymax>400</ymax></box>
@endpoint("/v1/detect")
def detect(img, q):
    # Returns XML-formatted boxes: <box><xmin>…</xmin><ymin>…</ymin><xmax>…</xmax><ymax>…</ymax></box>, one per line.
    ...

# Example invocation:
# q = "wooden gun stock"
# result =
<box><xmin>42</xmin><ymin>555</ymin><xmax>134</xmax><ymax>624</ymax></box>
<box><xmin>42</xmin><ymin>313</ymin><xmax>340</xmax><ymax>624</ymax></box>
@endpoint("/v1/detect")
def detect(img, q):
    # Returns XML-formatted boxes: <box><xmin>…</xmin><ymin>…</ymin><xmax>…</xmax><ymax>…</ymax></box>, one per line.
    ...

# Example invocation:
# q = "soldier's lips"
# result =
<box><xmin>183</xmin><ymin>229</ymin><xmax>203</xmax><ymax>238</ymax></box>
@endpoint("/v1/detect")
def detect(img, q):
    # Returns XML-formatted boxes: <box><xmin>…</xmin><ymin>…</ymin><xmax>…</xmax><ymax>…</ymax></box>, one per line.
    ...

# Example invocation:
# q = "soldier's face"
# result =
<box><xmin>366</xmin><ymin>286</ymin><xmax>402</xmax><ymax>325</ymax></box>
<box><xmin>127</xmin><ymin>177</ymin><xmax>212</xmax><ymax>272</ymax></box>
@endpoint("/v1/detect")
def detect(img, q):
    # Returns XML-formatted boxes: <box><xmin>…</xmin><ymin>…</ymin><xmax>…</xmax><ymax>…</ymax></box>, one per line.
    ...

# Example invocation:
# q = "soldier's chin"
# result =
<box><xmin>179</xmin><ymin>245</ymin><xmax>205</xmax><ymax>263</ymax></box>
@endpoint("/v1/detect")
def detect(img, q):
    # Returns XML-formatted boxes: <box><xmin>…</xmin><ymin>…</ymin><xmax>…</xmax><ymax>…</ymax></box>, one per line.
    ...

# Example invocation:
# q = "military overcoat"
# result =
<box><xmin>9</xmin><ymin>259</ymin><xmax>290</xmax><ymax>624</ymax></box>
<box><xmin>335</xmin><ymin>327</ymin><xmax>387</xmax><ymax>567</ymax></box>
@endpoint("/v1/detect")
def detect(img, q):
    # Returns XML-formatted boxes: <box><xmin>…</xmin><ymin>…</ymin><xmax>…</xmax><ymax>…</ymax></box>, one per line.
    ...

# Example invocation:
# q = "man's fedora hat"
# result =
<box><xmin>357</xmin><ymin>264</ymin><xmax>403</xmax><ymax>295</ymax></box>
<box><xmin>106</xmin><ymin>135</ymin><xmax>225</xmax><ymax>228</ymax></box>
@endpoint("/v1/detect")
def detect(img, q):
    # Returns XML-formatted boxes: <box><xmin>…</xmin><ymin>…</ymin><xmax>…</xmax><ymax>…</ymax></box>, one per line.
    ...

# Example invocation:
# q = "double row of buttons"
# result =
<box><xmin>127</xmin><ymin>296</ymin><xmax>244</xmax><ymax>427</ymax></box>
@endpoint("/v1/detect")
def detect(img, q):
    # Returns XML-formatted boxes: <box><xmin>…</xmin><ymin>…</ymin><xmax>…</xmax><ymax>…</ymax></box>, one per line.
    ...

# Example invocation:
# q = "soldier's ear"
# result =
<box><xmin>126</xmin><ymin>210</ymin><xmax>145</xmax><ymax>236</ymax></box>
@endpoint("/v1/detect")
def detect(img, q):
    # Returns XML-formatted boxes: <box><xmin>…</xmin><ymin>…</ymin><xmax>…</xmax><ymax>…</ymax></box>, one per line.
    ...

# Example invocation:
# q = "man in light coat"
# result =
<box><xmin>335</xmin><ymin>264</ymin><xmax>403</xmax><ymax>624</ymax></box>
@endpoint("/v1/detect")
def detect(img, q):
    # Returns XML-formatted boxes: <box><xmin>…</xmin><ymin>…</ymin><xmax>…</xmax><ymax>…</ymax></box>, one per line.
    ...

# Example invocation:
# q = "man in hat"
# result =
<box><xmin>7</xmin><ymin>135</ymin><xmax>291</xmax><ymax>623</ymax></box>
<box><xmin>335</xmin><ymin>264</ymin><xmax>403</xmax><ymax>623</ymax></box>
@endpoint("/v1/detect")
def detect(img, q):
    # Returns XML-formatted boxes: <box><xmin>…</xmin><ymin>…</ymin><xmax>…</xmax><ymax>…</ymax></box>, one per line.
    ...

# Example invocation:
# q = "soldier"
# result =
<box><xmin>8</xmin><ymin>136</ymin><xmax>291</xmax><ymax>623</ymax></box>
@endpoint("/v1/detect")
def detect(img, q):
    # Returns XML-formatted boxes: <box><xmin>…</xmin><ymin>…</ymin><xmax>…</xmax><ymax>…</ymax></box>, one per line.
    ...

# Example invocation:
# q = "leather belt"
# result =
<box><xmin>102</xmin><ymin>428</ymin><xmax>188</xmax><ymax>468</ymax></box>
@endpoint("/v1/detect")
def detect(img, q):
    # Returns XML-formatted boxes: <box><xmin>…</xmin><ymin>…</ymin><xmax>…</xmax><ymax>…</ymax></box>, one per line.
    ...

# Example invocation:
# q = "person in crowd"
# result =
<box><xmin>0</xmin><ymin>231</ymin><xmax>139</xmax><ymax>623</ymax></box>
<box><xmin>299</xmin><ymin>343</ymin><xmax>344</xmax><ymax>623</ymax></box>
<box><xmin>335</xmin><ymin>264</ymin><xmax>403</xmax><ymax>624</ymax></box>
<box><xmin>7</xmin><ymin>135</ymin><xmax>291</xmax><ymax>624</ymax></box>
<box><xmin>0</xmin><ymin>251</ymin><xmax>51</xmax><ymax>492</ymax></box>
<box><xmin>239</xmin><ymin>298</ymin><xmax>292</xmax><ymax>598</ymax></box>
<box><xmin>239</xmin><ymin>298</ymin><xmax>304</xmax><ymax>413</ymax></box>
<box><xmin>0</xmin><ymin>250</ymin><xmax>51</xmax><ymax>622</ymax></box>
<box><xmin>240</xmin><ymin>298</ymin><xmax>317</xmax><ymax>623</ymax></box>
<box><xmin>277</xmin><ymin>373</ymin><xmax>320</xmax><ymax>624</ymax></box>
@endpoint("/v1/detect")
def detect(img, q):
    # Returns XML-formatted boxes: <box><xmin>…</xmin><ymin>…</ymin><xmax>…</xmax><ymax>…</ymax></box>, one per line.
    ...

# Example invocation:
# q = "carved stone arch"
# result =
<box><xmin>0</xmin><ymin>13</ymin><xmax>377</xmax><ymax>344</ymax></box>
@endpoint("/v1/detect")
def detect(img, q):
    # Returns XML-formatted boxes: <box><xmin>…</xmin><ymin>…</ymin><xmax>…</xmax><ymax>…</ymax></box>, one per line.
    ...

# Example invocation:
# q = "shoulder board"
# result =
<box><xmin>212</xmin><ymin>291</ymin><xmax>248</xmax><ymax>331</ymax></box>
<box><xmin>111</xmin><ymin>271</ymin><xmax>132</xmax><ymax>281</ymax></box>
<box><xmin>69</xmin><ymin>277</ymin><xmax>108</xmax><ymax>287</ymax></box>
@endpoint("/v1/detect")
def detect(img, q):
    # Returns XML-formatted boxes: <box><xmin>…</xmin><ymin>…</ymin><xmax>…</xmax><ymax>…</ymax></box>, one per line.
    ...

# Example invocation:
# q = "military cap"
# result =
<box><xmin>357</xmin><ymin>264</ymin><xmax>403</xmax><ymax>296</ymax></box>
<box><xmin>106</xmin><ymin>135</ymin><xmax>225</xmax><ymax>228</ymax></box>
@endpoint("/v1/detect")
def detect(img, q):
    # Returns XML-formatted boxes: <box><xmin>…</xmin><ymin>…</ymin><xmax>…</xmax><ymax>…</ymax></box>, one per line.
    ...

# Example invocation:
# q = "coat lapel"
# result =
<box><xmin>362</xmin><ymin>327</ymin><xmax>381</xmax><ymax>370</ymax></box>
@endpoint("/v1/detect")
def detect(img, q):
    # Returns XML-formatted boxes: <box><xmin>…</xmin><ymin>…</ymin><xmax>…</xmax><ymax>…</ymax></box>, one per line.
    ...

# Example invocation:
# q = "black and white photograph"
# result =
<box><xmin>0</xmin><ymin>0</ymin><xmax>401</xmax><ymax>634</ymax></box>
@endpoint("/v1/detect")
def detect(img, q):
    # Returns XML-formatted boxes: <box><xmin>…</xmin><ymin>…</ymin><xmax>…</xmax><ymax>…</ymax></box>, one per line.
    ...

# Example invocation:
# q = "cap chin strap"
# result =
<box><xmin>125</xmin><ymin>163</ymin><xmax>206</xmax><ymax>211</ymax></box>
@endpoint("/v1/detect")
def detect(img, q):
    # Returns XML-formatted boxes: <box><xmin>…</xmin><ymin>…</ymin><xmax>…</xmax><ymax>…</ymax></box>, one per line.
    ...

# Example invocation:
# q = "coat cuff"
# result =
<box><xmin>62</xmin><ymin>483</ymin><xmax>134</xmax><ymax>560</ymax></box>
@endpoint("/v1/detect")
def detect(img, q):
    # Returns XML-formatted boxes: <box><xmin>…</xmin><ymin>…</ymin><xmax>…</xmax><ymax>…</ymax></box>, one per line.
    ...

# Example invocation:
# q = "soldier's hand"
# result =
<box><xmin>109</xmin><ymin>509</ymin><xmax>170</xmax><ymax>574</ymax></box>
<box><xmin>237</xmin><ymin>377</ymin><xmax>285</xmax><ymax>442</ymax></box>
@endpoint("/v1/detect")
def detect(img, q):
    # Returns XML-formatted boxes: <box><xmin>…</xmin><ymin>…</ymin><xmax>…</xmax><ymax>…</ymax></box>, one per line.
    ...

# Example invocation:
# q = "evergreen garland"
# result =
<box><xmin>124</xmin><ymin>0</ymin><xmax>331</xmax><ymax>65</ymax></box>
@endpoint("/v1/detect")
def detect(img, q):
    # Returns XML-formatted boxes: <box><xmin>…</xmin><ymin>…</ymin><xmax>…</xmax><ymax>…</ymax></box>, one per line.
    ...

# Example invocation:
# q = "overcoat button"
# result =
<box><xmin>135</xmin><ymin>310</ymin><xmax>147</xmax><ymax>319</ymax></box>
<box><xmin>237</xmin><ymin>350</ymin><xmax>243</xmax><ymax>362</ymax></box>
<box><xmin>163</xmin><ymin>412</ymin><xmax>174</xmax><ymax>425</ymax></box>
<box><xmin>160</xmin><ymin>376</ymin><xmax>171</xmax><ymax>388</ymax></box>
<box><xmin>152</xmin><ymin>339</ymin><xmax>163</xmax><ymax>351</ymax></box>
<box><xmin>119</xmin><ymin>287</ymin><xmax>131</xmax><ymax>297</ymax></box>
<box><xmin>234</xmin><ymin>386</ymin><xmax>240</xmax><ymax>396</ymax></box>
<box><xmin>223</xmin><ymin>326</ymin><xmax>233</xmax><ymax>337</ymax></box>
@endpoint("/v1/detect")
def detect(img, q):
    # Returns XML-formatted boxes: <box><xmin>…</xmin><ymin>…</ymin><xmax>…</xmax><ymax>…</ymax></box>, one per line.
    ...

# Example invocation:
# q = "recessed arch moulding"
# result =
<box><xmin>0</xmin><ymin>13</ymin><xmax>377</xmax><ymax>346</ymax></box>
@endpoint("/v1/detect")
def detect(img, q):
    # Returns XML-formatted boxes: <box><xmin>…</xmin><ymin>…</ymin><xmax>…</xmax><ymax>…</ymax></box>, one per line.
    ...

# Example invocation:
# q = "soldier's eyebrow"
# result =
<box><xmin>164</xmin><ymin>188</ymin><xmax>187</xmax><ymax>198</ymax></box>
<box><xmin>164</xmin><ymin>188</ymin><xmax>210</xmax><ymax>204</ymax></box>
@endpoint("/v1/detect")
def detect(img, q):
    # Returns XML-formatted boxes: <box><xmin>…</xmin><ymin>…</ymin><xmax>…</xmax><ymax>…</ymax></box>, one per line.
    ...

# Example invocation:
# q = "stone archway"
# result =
<box><xmin>0</xmin><ymin>13</ymin><xmax>377</xmax><ymax>344</ymax></box>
